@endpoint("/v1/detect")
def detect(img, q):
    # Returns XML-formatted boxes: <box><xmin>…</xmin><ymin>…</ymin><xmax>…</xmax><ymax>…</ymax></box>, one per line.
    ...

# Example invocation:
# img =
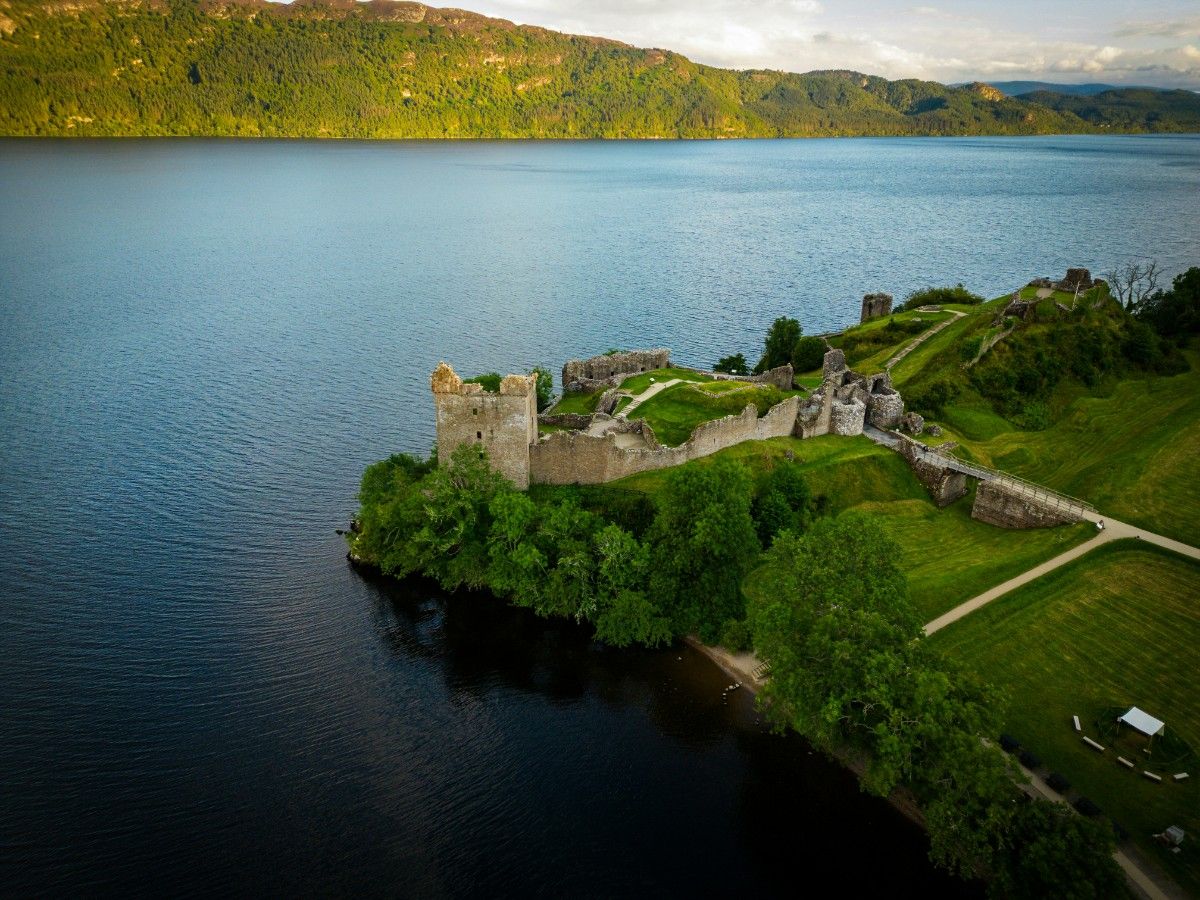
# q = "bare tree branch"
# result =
<box><xmin>1103</xmin><ymin>259</ymin><xmax>1161</xmax><ymax>310</ymax></box>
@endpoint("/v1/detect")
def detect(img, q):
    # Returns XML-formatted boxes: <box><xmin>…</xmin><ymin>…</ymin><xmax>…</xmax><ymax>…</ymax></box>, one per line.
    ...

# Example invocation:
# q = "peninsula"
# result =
<box><xmin>350</xmin><ymin>266</ymin><xmax>1200</xmax><ymax>898</ymax></box>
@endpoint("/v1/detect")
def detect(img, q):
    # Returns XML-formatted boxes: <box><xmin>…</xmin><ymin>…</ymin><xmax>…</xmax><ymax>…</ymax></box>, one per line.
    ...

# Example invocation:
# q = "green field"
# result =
<box><xmin>546</xmin><ymin>390</ymin><xmax>602</xmax><ymax>416</ymax></box>
<box><xmin>931</xmin><ymin>541</ymin><xmax>1200</xmax><ymax>893</ymax></box>
<box><xmin>857</xmin><ymin>496</ymin><xmax>1094</xmax><ymax>622</ymax></box>
<box><xmin>630</xmin><ymin>382</ymin><xmax>789</xmax><ymax>447</ymax></box>
<box><xmin>619</xmin><ymin>367</ymin><xmax>712</xmax><ymax>395</ymax></box>
<box><xmin>611</xmin><ymin>435</ymin><xmax>1092</xmax><ymax>622</ymax></box>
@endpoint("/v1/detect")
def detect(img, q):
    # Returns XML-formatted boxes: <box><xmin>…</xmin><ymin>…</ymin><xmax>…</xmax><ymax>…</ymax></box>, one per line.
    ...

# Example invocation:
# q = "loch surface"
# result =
<box><xmin>2</xmin><ymin>136</ymin><xmax>1197</xmax><ymax>894</ymax></box>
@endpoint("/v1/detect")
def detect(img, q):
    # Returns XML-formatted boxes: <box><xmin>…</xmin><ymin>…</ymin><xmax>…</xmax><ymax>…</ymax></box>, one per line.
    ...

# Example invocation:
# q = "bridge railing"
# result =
<box><xmin>909</xmin><ymin>446</ymin><xmax>1097</xmax><ymax>517</ymax></box>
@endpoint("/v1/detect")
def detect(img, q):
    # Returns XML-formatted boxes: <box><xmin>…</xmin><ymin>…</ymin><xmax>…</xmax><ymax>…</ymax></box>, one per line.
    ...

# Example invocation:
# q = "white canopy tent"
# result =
<box><xmin>1118</xmin><ymin>707</ymin><xmax>1165</xmax><ymax>737</ymax></box>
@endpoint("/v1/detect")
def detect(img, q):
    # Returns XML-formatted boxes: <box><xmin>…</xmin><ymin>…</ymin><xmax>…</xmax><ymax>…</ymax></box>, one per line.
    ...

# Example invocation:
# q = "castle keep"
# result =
<box><xmin>430</xmin><ymin>362</ymin><xmax>538</xmax><ymax>489</ymax></box>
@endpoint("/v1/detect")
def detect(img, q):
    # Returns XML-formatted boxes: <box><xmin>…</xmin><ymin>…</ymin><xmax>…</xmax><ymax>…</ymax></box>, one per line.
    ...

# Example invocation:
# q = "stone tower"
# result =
<box><xmin>430</xmin><ymin>362</ymin><xmax>538</xmax><ymax>489</ymax></box>
<box><xmin>860</xmin><ymin>292</ymin><xmax>893</xmax><ymax>322</ymax></box>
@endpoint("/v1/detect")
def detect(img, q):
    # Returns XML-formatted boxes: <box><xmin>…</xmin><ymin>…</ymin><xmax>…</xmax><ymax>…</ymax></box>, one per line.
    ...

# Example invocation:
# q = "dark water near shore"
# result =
<box><xmin>2</xmin><ymin>136</ymin><xmax>1197</xmax><ymax>894</ymax></box>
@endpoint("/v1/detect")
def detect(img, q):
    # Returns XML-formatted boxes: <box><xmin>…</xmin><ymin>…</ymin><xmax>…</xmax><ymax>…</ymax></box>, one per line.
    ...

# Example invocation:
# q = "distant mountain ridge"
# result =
<box><xmin>955</xmin><ymin>81</ymin><xmax>1155</xmax><ymax>98</ymax></box>
<box><xmin>1</xmin><ymin>0</ymin><xmax>1199</xmax><ymax>138</ymax></box>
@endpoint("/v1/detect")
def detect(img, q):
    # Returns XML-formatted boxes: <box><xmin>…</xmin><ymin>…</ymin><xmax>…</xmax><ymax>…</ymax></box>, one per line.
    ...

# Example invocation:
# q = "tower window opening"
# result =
<box><xmin>476</xmin><ymin>431</ymin><xmax>482</xmax><ymax>440</ymax></box>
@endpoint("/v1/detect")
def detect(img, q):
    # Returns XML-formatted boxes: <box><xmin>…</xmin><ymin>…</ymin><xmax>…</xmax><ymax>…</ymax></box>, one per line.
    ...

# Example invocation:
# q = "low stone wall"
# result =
<box><xmin>708</xmin><ymin>364</ymin><xmax>795</xmax><ymax>391</ymax></box>
<box><xmin>971</xmin><ymin>480</ymin><xmax>1082</xmax><ymax>529</ymax></box>
<box><xmin>530</xmin><ymin>396</ymin><xmax>802</xmax><ymax>485</ymax></box>
<box><xmin>562</xmin><ymin>349</ymin><xmax>670</xmax><ymax>392</ymax></box>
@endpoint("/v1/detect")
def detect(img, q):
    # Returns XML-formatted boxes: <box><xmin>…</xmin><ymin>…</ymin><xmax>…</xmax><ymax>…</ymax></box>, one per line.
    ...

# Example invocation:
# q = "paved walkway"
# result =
<box><xmin>885</xmin><ymin>309</ymin><xmax>965</xmax><ymax>370</ymax></box>
<box><xmin>924</xmin><ymin>517</ymin><xmax>1200</xmax><ymax>635</ymax></box>
<box><xmin>617</xmin><ymin>377</ymin><xmax>682</xmax><ymax>417</ymax></box>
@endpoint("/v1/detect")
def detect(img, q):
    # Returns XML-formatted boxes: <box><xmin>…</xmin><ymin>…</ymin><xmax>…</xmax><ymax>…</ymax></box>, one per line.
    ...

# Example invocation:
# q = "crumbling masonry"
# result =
<box><xmin>433</xmin><ymin>348</ymin><xmax>904</xmax><ymax>488</ymax></box>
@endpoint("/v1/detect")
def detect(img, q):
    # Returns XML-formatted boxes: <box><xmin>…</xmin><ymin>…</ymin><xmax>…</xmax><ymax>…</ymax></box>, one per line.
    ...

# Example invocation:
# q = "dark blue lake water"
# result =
<box><xmin>2</xmin><ymin>136</ymin><xmax>1197</xmax><ymax>895</ymax></box>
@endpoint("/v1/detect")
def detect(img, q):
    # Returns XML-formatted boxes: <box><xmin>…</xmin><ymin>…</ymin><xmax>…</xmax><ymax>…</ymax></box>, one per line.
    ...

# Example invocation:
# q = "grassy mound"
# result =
<box><xmin>631</xmin><ymin>382</ymin><xmax>791</xmax><ymax>447</ymax></box>
<box><xmin>826</xmin><ymin>309</ymin><xmax>953</xmax><ymax>374</ymax></box>
<box><xmin>962</xmin><ymin>354</ymin><xmax>1200</xmax><ymax>546</ymax></box>
<box><xmin>546</xmin><ymin>390</ymin><xmax>602</xmax><ymax>416</ymax></box>
<box><xmin>931</xmin><ymin>541</ymin><xmax>1200</xmax><ymax>893</ymax></box>
<box><xmin>619</xmin><ymin>367</ymin><xmax>711</xmax><ymax>395</ymax></box>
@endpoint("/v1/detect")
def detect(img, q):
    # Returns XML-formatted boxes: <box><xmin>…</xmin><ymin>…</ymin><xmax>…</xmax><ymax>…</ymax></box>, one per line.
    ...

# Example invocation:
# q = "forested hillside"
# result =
<box><xmin>1</xmin><ymin>0</ymin><xmax>1196</xmax><ymax>138</ymax></box>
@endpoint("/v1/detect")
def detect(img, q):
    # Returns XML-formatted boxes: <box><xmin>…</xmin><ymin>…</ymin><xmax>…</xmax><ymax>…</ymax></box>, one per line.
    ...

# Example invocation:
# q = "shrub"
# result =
<box><xmin>714</xmin><ymin>353</ymin><xmax>749</xmax><ymax>375</ymax></box>
<box><xmin>906</xmin><ymin>378</ymin><xmax>961</xmax><ymax>416</ymax></box>
<box><xmin>463</xmin><ymin>372</ymin><xmax>502</xmax><ymax>392</ymax></box>
<box><xmin>960</xmin><ymin>335</ymin><xmax>983</xmax><ymax>363</ymax></box>
<box><xmin>718</xmin><ymin>617</ymin><xmax>752</xmax><ymax>652</ymax></box>
<box><xmin>530</xmin><ymin>367</ymin><xmax>554</xmax><ymax>412</ymax></box>
<box><xmin>791</xmin><ymin>336</ymin><xmax>826</xmax><ymax>373</ymax></box>
<box><xmin>902</xmin><ymin>284</ymin><xmax>984</xmax><ymax>310</ymax></box>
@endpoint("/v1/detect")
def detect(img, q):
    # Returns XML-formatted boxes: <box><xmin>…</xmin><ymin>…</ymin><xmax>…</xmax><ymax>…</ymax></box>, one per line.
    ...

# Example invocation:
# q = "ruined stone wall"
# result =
<box><xmin>860</xmin><ymin>292</ymin><xmax>893</xmax><ymax>323</ymax></box>
<box><xmin>867</xmin><ymin>391</ymin><xmax>904</xmax><ymax>429</ymax></box>
<box><xmin>971</xmin><ymin>481</ymin><xmax>1083</xmax><ymax>529</ymax></box>
<box><xmin>432</xmin><ymin>363</ymin><xmax>537</xmax><ymax>489</ymax></box>
<box><xmin>899</xmin><ymin>441</ymin><xmax>968</xmax><ymax>507</ymax></box>
<box><xmin>529</xmin><ymin>397</ymin><xmax>801</xmax><ymax>485</ymax></box>
<box><xmin>562</xmin><ymin>349</ymin><xmax>670</xmax><ymax>392</ymax></box>
<box><xmin>829</xmin><ymin>399</ymin><xmax>866</xmax><ymax>436</ymax></box>
<box><xmin>537</xmin><ymin>412</ymin><xmax>592</xmax><ymax>430</ymax></box>
<box><xmin>708</xmin><ymin>364</ymin><xmax>795</xmax><ymax>391</ymax></box>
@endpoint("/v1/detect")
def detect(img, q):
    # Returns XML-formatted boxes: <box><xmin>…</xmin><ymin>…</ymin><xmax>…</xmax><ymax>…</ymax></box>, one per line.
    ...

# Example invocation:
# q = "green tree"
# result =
<box><xmin>714</xmin><ymin>353</ymin><xmax>749</xmax><ymax>375</ymax></box>
<box><xmin>747</xmin><ymin>515</ymin><xmax>916</xmax><ymax>744</ymax></box>
<box><xmin>791</xmin><ymin>335</ymin><xmax>826</xmax><ymax>373</ymax></box>
<box><xmin>647</xmin><ymin>458</ymin><xmax>761</xmax><ymax>642</ymax></box>
<box><xmin>755</xmin><ymin>317</ymin><xmax>801</xmax><ymax>373</ymax></box>
<box><xmin>1135</xmin><ymin>266</ymin><xmax>1200</xmax><ymax>337</ymax></box>
<box><xmin>530</xmin><ymin>366</ymin><xmax>554</xmax><ymax>412</ymax></box>
<box><xmin>989</xmin><ymin>802</ymin><xmax>1123</xmax><ymax>899</ymax></box>
<box><xmin>408</xmin><ymin>444</ymin><xmax>510</xmax><ymax>589</ymax></box>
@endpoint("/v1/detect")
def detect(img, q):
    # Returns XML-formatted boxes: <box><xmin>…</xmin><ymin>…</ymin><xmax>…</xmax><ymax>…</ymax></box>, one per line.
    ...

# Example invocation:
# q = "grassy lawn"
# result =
<box><xmin>546</xmin><ymin>390</ymin><xmax>602</xmax><ymax>416</ymax></box>
<box><xmin>955</xmin><ymin>351</ymin><xmax>1200</xmax><ymax>546</ymax></box>
<box><xmin>856</xmin><ymin>495</ymin><xmax>1094</xmax><ymax>622</ymax></box>
<box><xmin>610</xmin><ymin>434</ymin><xmax>901</xmax><ymax>498</ymax></box>
<box><xmin>631</xmin><ymin>382</ymin><xmax>788</xmax><ymax>447</ymax></box>
<box><xmin>619</xmin><ymin>367</ymin><xmax>711</xmax><ymax>395</ymax></box>
<box><xmin>828</xmin><ymin>310</ymin><xmax>955</xmax><ymax>375</ymax></box>
<box><xmin>931</xmin><ymin>541</ymin><xmax>1200</xmax><ymax>893</ymax></box>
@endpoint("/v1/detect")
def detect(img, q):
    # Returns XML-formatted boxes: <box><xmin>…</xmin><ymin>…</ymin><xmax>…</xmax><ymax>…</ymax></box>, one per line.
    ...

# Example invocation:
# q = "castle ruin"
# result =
<box><xmin>432</xmin><ymin>348</ymin><xmax>906</xmax><ymax>488</ymax></box>
<box><xmin>430</xmin><ymin>362</ymin><xmax>538</xmax><ymax>489</ymax></box>
<box><xmin>562</xmin><ymin>349</ymin><xmax>671</xmax><ymax>393</ymax></box>
<box><xmin>429</xmin><ymin>342</ymin><xmax>1082</xmax><ymax>530</ymax></box>
<box><xmin>860</xmin><ymin>292</ymin><xmax>893</xmax><ymax>323</ymax></box>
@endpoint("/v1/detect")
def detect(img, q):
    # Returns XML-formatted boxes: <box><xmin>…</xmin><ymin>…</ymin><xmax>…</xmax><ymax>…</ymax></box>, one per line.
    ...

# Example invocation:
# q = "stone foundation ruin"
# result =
<box><xmin>562</xmin><ymin>349</ymin><xmax>671</xmax><ymax>393</ymax></box>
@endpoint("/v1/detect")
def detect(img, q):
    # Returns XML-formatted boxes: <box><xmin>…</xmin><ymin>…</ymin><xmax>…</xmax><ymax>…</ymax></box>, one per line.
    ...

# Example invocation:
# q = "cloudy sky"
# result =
<box><xmin>444</xmin><ymin>0</ymin><xmax>1200</xmax><ymax>89</ymax></box>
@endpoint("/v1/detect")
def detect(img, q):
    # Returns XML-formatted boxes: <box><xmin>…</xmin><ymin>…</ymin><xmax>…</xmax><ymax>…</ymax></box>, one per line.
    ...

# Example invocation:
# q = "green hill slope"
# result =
<box><xmin>1022</xmin><ymin>88</ymin><xmax>1200</xmax><ymax>133</ymax></box>
<box><xmin>0</xmin><ymin>0</ymin><xmax>1172</xmax><ymax>138</ymax></box>
<box><xmin>876</xmin><ymin>280</ymin><xmax>1200</xmax><ymax>545</ymax></box>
